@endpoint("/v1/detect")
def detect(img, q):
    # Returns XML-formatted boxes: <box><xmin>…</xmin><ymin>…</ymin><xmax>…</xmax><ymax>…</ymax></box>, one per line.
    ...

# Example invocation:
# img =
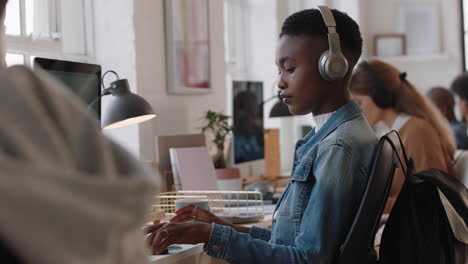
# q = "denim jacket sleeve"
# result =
<box><xmin>203</xmin><ymin>143</ymin><xmax>367</xmax><ymax>264</ymax></box>
<box><xmin>249</xmin><ymin>226</ymin><xmax>271</xmax><ymax>241</ymax></box>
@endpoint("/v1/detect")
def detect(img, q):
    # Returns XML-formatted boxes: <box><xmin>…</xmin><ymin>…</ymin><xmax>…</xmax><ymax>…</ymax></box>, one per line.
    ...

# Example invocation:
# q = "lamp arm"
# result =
<box><xmin>261</xmin><ymin>90</ymin><xmax>282</xmax><ymax>107</ymax></box>
<box><xmin>102</xmin><ymin>70</ymin><xmax>120</xmax><ymax>90</ymax></box>
<box><xmin>90</xmin><ymin>69</ymin><xmax>120</xmax><ymax>108</ymax></box>
<box><xmin>262</xmin><ymin>94</ymin><xmax>278</xmax><ymax>105</ymax></box>
<box><xmin>88</xmin><ymin>87</ymin><xmax>112</xmax><ymax>109</ymax></box>
<box><xmin>261</xmin><ymin>81</ymin><xmax>281</xmax><ymax>106</ymax></box>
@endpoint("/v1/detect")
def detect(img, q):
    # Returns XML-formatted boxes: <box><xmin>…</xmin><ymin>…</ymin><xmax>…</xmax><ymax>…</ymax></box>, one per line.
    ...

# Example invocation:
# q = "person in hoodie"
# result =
<box><xmin>0</xmin><ymin>1</ymin><xmax>158</xmax><ymax>263</ymax></box>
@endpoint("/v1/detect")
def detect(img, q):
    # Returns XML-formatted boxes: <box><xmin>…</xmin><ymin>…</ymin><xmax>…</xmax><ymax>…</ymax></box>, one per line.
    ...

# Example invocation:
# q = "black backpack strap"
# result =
<box><xmin>380</xmin><ymin>130</ymin><xmax>414</xmax><ymax>179</ymax></box>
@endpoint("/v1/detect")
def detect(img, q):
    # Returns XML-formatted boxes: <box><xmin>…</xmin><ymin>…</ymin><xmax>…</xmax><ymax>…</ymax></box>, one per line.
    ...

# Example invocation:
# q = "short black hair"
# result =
<box><xmin>451</xmin><ymin>73</ymin><xmax>468</xmax><ymax>101</ymax></box>
<box><xmin>280</xmin><ymin>8</ymin><xmax>362</xmax><ymax>66</ymax></box>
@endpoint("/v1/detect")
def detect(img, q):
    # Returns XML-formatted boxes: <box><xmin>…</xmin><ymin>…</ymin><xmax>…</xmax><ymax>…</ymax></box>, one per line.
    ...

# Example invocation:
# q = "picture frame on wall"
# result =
<box><xmin>373</xmin><ymin>34</ymin><xmax>407</xmax><ymax>57</ymax></box>
<box><xmin>164</xmin><ymin>0</ymin><xmax>211</xmax><ymax>95</ymax></box>
<box><xmin>398</xmin><ymin>3</ymin><xmax>440</xmax><ymax>55</ymax></box>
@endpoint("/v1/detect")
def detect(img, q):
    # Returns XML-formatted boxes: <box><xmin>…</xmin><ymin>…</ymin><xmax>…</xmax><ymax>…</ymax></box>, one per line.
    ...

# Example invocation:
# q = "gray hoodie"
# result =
<box><xmin>0</xmin><ymin>66</ymin><xmax>158</xmax><ymax>264</ymax></box>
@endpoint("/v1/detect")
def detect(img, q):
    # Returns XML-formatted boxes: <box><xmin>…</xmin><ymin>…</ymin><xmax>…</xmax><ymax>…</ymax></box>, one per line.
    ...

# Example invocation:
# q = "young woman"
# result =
<box><xmin>145</xmin><ymin>7</ymin><xmax>379</xmax><ymax>263</ymax></box>
<box><xmin>350</xmin><ymin>60</ymin><xmax>457</xmax><ymax>213</ymax></box>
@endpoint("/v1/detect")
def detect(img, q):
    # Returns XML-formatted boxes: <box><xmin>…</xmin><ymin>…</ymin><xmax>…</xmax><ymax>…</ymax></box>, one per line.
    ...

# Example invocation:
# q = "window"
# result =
<box><xmin>223</xmin><ymin>0</ymin><xmax>249</xmax><ymax>77</ymax></box>
<box><xmin>4</xmin><ymin>0</ymin><xmax>94</xmax><ymax>67</ymax></box>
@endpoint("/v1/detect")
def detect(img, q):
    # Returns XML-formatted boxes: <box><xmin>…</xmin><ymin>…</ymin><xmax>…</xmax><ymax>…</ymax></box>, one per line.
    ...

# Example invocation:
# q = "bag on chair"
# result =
<box><xmin>379</xmin><ymin>133</ymin><xmax>468</xmax><ymax>264</ymax></box>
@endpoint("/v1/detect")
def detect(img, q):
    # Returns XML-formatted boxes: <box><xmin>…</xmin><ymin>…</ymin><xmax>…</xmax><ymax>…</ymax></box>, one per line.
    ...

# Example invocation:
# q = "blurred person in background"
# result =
<box><xmin>349</xmin><ymin>59</ymin><xmax>457</xmax><ymax>214</ymax></box>
<box><xmin>451</xmin><ymin>73</ymin><xmax>468</xmax><ymax>124</ymax></box>
<box><xmin>427</xmin><ymin>86</ymin><xmax>468</xmax><ymax>150</ymax></box>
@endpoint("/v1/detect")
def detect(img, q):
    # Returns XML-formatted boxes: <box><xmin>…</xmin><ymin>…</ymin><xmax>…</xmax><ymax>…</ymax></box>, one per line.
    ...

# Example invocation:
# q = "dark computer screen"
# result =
<box><xmin>232</xmin><ymin>81</ymin><xmax>264</xmax><ymax>164</ymax></box>
<box><xmin>34</xmin><ymin>58</ymin><xmax>102</xmax><ymax>120</ymax></box>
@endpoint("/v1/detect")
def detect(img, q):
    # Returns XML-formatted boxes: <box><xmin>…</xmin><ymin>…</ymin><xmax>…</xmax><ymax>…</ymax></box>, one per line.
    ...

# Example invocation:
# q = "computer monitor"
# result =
<box><xmin>156</xmin><ymin>133</ymin><xmax>207</xmax><ymax>192</ymax></box>
<box><xmin>34</xmin><ymin>58</ymin><xmax>102</xmax><ymax>119</ymax></box>
<box><xmin>232</xmin><ymin>81</ymin><xmax>264</xmax><ymax>164</ymax></box>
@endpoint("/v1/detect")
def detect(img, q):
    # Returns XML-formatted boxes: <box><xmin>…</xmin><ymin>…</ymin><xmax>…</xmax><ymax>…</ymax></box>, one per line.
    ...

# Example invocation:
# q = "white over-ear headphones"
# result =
<box><xmin>317</xmin><ymin>6</ymin><xmax>348</xmax><ymax>81</ymax></box>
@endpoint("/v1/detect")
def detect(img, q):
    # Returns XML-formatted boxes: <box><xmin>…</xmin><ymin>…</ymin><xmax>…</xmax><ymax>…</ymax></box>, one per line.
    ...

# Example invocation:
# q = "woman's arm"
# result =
<box><xmin>147</xmin><ymin>144</ymin><xmax>367</xmax><ymax>264</ymax></box>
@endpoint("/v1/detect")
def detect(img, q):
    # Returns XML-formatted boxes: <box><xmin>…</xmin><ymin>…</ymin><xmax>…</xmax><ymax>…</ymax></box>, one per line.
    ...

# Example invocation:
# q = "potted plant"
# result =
<box><xmin>201</xmin><ymin>110</ymin><xmax>242</xmax><ymax>190</ymax></box>
<box><xmin>201</xmin><ymin>110</ymin><xmax>232</xmax><ymax>168</ymax></box>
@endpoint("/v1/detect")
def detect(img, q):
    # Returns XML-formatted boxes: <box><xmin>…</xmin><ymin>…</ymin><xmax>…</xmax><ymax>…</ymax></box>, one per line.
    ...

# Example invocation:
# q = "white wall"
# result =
<box><xmin>360</xmin><ymin>0</ymin><xmax>463</xmax><ymax>93</ymax></box>
<box><xmin>93</xmin><ymin>0</ymin><xmax>140</xmax><ymax>157</ymax></box>
<box><xmin>296</xmin><ymin>0</ymin><xmax>463</xmax><ymax>93</ymax></box>
<box><xmin>93</xmin><ymin>0</ymin><xmax>226</xmax><ymax>162</ymax></box>
<box><xmin>134</xmin><ymin>0</ymin><xmax>227</xmax><ymax>163</ymax></box>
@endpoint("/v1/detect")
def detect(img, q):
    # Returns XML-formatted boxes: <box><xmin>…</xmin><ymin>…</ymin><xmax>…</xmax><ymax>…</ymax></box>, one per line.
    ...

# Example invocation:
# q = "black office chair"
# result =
<box><xmin>335</xmin><ymin>131</ymin><xmax>400</xmax><ymax>264</ymax></box>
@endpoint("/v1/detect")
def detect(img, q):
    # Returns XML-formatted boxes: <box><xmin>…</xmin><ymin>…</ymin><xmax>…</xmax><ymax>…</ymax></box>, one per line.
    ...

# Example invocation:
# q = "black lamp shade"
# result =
<box><xmin>102</xmin><ymin>79</ymin><xmax>156</xmax><ymax>129</ymax></box>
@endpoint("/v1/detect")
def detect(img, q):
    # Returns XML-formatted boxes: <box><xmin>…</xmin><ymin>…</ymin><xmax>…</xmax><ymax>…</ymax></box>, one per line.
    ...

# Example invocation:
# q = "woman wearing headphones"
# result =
<box><xmin>145</xmin><ymin>7</ymin><xmax>379</xmax><ymax>263</ymax></box>
<box><xmin>349</xmin><ymin>59</ymin><xmax>457</xmax><ymax>213</ymax></box>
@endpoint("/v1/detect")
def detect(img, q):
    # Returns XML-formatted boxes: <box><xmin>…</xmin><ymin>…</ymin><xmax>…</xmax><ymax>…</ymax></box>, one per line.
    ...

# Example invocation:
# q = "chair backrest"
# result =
<box><xmin>335</xmin><ymin>131</ymin><xmax>399</xmax><ymax>264</ymax></box>
<box><xmin>453</xmin><ymin>150</ymin><xmax>468</xmax><ymax>188</ymax></box>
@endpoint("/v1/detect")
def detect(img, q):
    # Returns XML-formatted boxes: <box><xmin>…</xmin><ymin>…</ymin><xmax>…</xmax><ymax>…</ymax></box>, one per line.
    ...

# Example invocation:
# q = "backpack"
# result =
<box><xmin>379</xmin><ymin>133</ymin><xmax>468</xmax><ymax>264</ymax></box>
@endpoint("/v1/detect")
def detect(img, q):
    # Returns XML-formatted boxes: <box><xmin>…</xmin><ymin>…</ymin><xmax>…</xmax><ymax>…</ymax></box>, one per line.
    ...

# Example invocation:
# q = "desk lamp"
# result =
<box><xmin>95</xmin><ymin>70</ymin><xmax>156</xmax><ymax>129</ymax></box>
<box><xmin>263</xmin><ymin>91</ymin><xmax>292</xmax><ymax>118</ymax></box>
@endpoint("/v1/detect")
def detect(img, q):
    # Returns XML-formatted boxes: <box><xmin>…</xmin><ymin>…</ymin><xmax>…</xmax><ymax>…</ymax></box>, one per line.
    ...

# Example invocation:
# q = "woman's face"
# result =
<box><xmin>352</xmin><ymin>94</ymin><xmax>384</xmax><ymax>126</ymax></box>
<box><xmin>275</xmin><ymin>35</ymin><xmax>331</xmax><ymax>115</ymax></box>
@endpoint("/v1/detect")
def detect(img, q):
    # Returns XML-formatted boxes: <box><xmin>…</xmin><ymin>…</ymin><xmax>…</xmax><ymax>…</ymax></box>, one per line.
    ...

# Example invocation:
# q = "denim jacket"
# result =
<box><xmin>204</xmin><ymin>101</ymin><xmax>378</xmax><ymax>263</ymax></box>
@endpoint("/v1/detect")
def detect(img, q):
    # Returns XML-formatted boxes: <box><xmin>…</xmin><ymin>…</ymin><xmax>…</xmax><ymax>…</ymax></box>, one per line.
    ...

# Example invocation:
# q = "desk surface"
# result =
<box><xmin>148</xmin><ymin>244</ymin><xmax>205</xmax><ymax>264</ymax></box>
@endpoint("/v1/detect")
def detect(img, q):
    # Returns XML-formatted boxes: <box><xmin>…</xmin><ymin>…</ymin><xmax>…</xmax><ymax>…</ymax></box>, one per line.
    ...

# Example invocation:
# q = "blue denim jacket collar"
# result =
<box><xmin>296</xmin><ymin>100</ymin><xmax>362</xmax><ymax>157</ymax></box>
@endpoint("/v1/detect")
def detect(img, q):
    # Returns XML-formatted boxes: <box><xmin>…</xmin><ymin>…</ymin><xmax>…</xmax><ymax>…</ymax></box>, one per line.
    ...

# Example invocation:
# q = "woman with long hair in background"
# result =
<box><xmin>349</xmin><ymin>59</ymin><xmax>457</xmax><ymax>213</ymax></box>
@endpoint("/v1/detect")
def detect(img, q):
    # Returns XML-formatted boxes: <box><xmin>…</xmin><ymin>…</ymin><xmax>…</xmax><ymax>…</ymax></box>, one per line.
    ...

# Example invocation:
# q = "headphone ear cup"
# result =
<box><xmin>318</xmin><ymin>50</ymin><xmax>348</xmax><ymax>81</ymax></box>
<box><xmin>327</xmin><ymin>55</ymin><xmax>348</xmax><ymax>79</ymax></box>
<box><xmin>318</xmin><ymin>50</ymin><xmax>330</xmax><ymax>81</ymax></box>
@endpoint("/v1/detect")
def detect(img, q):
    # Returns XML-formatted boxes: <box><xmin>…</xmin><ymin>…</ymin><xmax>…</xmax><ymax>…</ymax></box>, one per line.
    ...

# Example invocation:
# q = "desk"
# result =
<box><xmin>149</xmin><ymin>213</ymin><xmax>273</xmax><ymax>264</ymax></box>
<box><xmin>148</xmin><ymin>244</ymin><xmax>225</xmax><ymax>264</ymax></box>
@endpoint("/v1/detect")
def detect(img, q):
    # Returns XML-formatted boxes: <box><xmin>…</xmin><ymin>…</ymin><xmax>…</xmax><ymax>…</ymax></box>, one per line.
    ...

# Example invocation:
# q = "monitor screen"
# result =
<box><xmin>232</xmin><ymin>81</ymin><xmax>264</xmax><ymax>164</ymax></box>
<box><xmin>34</xmin><ymin>58</ymin><xmax>102</xmax><ymax>120</ymax></box>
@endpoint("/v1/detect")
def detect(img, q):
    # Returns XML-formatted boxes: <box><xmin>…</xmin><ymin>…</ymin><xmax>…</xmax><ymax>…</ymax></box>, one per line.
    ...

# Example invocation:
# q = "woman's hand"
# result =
<box><xmin>170</xmin><ymin>205</ymin><xmax>251</xmax><ymax>234</ymax></box>
<box><xmin>170</xmin><ymin>204</ymin><xmax>221</xmax><ymax>224</ymax></box>
<box><xmin>144</xmin><ymin>222</ymin><xmax>212</xmax><ymax>255</ymax></box>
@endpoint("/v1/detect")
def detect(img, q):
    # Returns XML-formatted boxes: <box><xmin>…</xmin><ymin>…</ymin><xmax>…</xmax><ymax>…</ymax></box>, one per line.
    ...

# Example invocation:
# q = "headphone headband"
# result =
<box><xmin>316</xmin><ymin>6</ymin><xmax>348</xmax><ymax>81</ymax></box>
<box><xmin>317</xmin><ymin>6</ymin><xmax>337</xmax><ymax>29</ymax></box>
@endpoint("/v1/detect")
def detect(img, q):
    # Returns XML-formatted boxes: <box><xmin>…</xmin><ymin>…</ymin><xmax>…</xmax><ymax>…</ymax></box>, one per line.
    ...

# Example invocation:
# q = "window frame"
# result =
<box><xmin>5</xmin><ymin>0</ymin><xmax>95</xmax><ymax>67</ymax></box>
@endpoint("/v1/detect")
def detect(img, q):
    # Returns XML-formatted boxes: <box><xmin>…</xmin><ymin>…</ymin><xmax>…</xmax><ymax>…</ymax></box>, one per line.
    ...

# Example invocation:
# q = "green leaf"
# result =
<box><xmin>200</xmin><ymin>110</ymin><xmax>233</xmax><ymax>157</ymax></box>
